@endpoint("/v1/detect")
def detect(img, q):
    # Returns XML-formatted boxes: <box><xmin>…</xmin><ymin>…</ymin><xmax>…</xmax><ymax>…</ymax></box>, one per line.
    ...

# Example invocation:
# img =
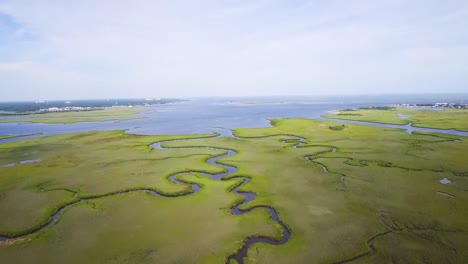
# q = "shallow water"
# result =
<box><xmin>2</xmin><ymin>158</ymin><xmax>42</xmax><ymax>167</ymax></box>
<box><xmin>440</xmin><ymin>178</ymin><xmax>452</xmax><ymax>184</ymax></box>
<box><xmin>19</xmin><ymin>158</ymin><xmax>42</xmax><ymax>164</ymax></box>
<box><xmin>1</xmin><ymin>95</ymin><xmax>468</xmax><ymax>144</ymax></box>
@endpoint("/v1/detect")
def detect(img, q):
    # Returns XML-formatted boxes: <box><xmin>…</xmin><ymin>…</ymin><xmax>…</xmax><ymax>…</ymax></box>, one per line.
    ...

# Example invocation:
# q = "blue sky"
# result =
<box><xmin>0</xmin><ymin>0</ymin><xmax>467</xmax><ymax>100</ymax></box>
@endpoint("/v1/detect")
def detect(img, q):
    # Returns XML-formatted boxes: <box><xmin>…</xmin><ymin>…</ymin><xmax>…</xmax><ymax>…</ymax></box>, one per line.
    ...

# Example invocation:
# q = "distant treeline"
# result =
<box><xmin>0</xmin><ymin>98</ymin><xmax>185</xmax><ymax>114</ymax></box>
<box><xmin>340</xmin><ymin>106</ymin><xmax>395</xmax><ymax>111</ymax></box>
<box><xmin>358</xmin><ymin>106</ymin><xmax>395</xmax><ymax>110</ymax></box>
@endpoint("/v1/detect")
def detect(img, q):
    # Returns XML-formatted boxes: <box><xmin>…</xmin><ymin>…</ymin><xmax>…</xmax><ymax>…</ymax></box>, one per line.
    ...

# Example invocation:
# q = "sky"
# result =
<box><xmin>0</xmin><ymin>0</ymin><xmax>468</xmax><ymax>101</ymax></box>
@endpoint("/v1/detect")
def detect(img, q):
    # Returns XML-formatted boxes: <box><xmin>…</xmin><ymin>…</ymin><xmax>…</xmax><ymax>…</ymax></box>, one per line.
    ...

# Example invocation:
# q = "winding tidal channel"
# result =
<box><xmin>151</xmin><ymin>130</ymin><xmax>292</xmax><ymax>263</ymax></box>
<box><xmin>0</xmin><ymin>130</ymin><xmax>291</xmax><ymax>264</ymax></box>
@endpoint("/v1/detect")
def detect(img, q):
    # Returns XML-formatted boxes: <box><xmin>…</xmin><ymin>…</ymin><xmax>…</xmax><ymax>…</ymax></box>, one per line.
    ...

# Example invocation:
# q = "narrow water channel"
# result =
<box><xmin>0</xmin><ymin>130</ymin><xmax>292</xmax><ymax>264</ymax></box>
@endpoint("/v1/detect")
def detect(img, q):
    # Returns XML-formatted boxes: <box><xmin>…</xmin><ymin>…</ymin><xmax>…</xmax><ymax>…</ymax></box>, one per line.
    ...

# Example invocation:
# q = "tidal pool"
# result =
<box><xmin>439</xmin><ymin>178</ymin><xmax>452</xmax><ymax>184</ymax></box>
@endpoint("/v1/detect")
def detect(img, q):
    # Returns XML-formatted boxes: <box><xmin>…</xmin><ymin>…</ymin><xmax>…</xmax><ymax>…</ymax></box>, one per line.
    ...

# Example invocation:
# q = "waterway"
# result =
<box><xmin>1</xmin><ymin>95</ymin><xmax>468</xmax><ymax>144</ymax></box>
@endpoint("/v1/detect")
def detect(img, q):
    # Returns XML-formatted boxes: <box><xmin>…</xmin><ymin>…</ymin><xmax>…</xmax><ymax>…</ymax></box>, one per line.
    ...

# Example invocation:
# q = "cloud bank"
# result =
<box><xmin>1</xmin><ymin>0</ymin><xmax>467</xmax><ymax>100</ymax></box>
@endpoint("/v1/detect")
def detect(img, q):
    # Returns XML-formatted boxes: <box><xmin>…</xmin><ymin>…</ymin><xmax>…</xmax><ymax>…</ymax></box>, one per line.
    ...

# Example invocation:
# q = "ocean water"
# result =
<box><xmin>1</xmin><ymin>94</ymin><xmax>467</xmax><ymax>143</ymax></box>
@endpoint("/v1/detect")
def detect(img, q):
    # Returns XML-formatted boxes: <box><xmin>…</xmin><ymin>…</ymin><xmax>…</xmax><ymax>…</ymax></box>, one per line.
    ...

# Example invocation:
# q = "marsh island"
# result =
<box><xmin>0</xmin><ymin>104</ymin><xmax>467</xmax><ymax>264</ymax></box>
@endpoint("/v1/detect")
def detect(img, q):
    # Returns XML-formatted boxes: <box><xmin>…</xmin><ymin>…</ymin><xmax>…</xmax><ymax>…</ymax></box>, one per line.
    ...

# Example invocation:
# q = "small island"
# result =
<box><xmin>323</xmin><ymin>105</ymin><xmax>468</xmax><ymax>131</ymax></box>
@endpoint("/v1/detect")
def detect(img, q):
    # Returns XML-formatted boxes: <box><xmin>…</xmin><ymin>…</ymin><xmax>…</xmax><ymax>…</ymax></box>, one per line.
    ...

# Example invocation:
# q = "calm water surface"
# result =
<box><xmin>1</xmin><ymin>95</ymin><xmax>468</xmax><ymax>143</ymax></box>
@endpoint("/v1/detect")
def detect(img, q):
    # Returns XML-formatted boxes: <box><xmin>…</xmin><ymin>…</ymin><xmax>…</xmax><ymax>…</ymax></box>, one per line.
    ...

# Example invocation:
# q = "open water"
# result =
<box><xmin>1</xmin><ymin>94</ymin><xmax>468</xmax><ymax>143</ymax></box>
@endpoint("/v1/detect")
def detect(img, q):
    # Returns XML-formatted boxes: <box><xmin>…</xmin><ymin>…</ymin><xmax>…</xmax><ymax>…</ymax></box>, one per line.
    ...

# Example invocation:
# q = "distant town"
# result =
<box><xmin>393</xmin><ymin>103</ymin><xmax>468</xmax><ymax>109</ymax></box>
<box><xmin>0</xmin><ymin>98</ymin><xmax>184</xmax><ymax>114</ymax></box>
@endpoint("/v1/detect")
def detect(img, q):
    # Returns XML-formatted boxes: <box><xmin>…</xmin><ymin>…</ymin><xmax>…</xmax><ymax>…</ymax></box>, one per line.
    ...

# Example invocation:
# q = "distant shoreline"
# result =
<box><xmin>0</xmin><ymin>98</ymin><xmax>186</xmax><ymax>115</ymax></box>
<box><xmin>228</xmin><ymin>101</ymin><xmax>287</xmax><ymax>105</ymax></box>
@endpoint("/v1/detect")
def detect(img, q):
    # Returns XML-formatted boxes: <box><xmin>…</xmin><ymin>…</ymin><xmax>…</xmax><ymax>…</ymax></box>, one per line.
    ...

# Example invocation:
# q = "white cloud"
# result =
<box><xmin>0</xmin><ymin>0</ymin><xmax>467</xmax><ymax>100</ymax></box>
<box><xmin>0</xmin><ymin>61</ymin><xmax>34</xmax><ymax>72</ymax></box>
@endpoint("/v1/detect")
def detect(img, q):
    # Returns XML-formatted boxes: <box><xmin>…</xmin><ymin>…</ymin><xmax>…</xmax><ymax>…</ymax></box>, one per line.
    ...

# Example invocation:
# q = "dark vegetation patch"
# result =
<box><xmin>337</xmin><ymin>113</ymin><xmax>363</xmax><ymax>116</ymax></box>
<box><xmin>453</xmin><ymin>172</ymin><xmax>468</xmax><ymax>177</ymax></box>
<box><xmin>328</xmin><ymin>125</ymin><xmax>346</xmax><ymax>131</ymax></box>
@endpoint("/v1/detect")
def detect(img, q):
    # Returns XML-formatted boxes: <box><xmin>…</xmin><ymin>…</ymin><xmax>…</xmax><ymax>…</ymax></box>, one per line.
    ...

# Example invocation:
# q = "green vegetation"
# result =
<box><xmin>0</xmin><ymin>107</ymin><xmax>143</xmax><ymax>124</ymax></box>
<box><xmin>323</xmin><ymin>107</ymin><xmax>468</xmax><ymax>131</ymax></box>
<box><xmin>167</xmin><ymin>118</ymin><xmax>467</xmax><ymax>263</ymax></box>
<box><xmin>328</xmin><ymin>124</ymin><xmax>346</xmax><ymax>131</ymax></box>
<box><xmin>0</xmin><ymin>135</ymin><xmax>15</xmax><ymax>140</ymax></box>
<box><xmin>0</xmin><ymin>133</ymin><xmax>40</xmax><ymax>140</ymax></box>
<box><xmin>0</xmin><ymin>115</ymin><xmax>467</xmax><ymax>263</ymax></box>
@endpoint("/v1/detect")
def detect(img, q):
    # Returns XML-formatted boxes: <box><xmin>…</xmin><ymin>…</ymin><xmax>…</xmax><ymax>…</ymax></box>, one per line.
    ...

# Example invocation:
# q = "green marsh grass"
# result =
<box><xmin>0</xmin><ymin>116</ymin><xmax>467</xmax><ymax>263</ymax></box>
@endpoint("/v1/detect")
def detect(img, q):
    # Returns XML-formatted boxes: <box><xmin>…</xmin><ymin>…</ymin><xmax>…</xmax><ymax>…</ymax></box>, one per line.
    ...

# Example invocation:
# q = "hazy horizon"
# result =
<box><xmin>1</xmin><ymin>1</ymin><xmax>468</xmax><ymax>101</ymax></box>
<box><xmin>1</xmin><ymin>92</ymin><xmax>468</xmax><ymax>103</ymax></box>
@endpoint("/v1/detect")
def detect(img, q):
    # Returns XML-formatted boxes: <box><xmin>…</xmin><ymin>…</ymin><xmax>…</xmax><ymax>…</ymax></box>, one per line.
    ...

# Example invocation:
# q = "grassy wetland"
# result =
<box><xmin>0</xmin><ymin>107</ymin><xmax>143</xmax><ymax>124</ymax></box>
<box><xmin>0</xmin><ymin>112</ymin><xmax>467</xmax><ymax>263</ymax></box>
<box><xmin>323</xmin><ymin>107</ymin><xmax>468</xmax><ymax>131</ymax></box>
